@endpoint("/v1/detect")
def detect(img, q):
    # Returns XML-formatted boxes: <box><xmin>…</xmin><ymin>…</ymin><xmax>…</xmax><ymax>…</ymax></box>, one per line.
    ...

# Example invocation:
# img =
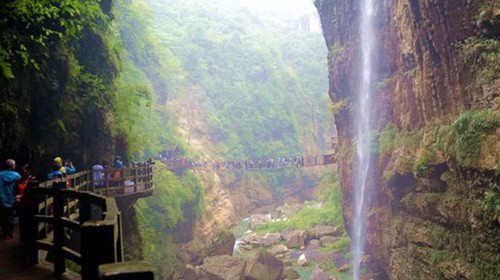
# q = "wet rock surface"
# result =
<box><xmin>283</xmin><ymin>229</ymin><xmax>306</xmax><ymax>249</ymax></box>
<box><xmin>205</xmin><ymin>230</ymin><xmax>236</xmax><ymax>257</ymax></box>
<box><xmin>309</xmin><ymin>265</ymin><xmax>338</xmax><ymax>280</ymax></box>
<box><xmin>244</xmin><ymin>250</ymin><xmax>283</xmax><ymax>280</ymax></box>
<box><xmin>316</xmin><ymin>0</ymin><xmax>500</xmax><ymax>279</ymax></box>
<box><xmin>250</xmin><ymin>214</ymin><xmax>272</xmax><ymax>230</ymax></box>
<box><xmin>202</xmin><ymin>255</ymin><xmax>245</xmax><ymax>280</ymax></box>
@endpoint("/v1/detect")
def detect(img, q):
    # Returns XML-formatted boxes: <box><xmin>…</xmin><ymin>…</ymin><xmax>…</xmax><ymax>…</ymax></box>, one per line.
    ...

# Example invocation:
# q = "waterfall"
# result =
<box><xmin>353</xmin><ymin>0</ymin><xmax>375</xmax><ymax>279</ymax></box>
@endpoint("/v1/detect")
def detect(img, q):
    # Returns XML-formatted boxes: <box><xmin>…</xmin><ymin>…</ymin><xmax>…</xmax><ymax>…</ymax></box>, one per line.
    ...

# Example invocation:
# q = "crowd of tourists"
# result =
<box><xmin>0</xmin><ymin>159</ymin><xmax>35</xmax><ymax>241</ymax></box>
<box><xmin>0</xmin><ymin>155</ymin><xmax>129</xmax><ymax>241</ymax></box>
<box><xmin>164</xmin><ymin>154</ymin><xmax>329</xmax><ymax>170</ymax></box>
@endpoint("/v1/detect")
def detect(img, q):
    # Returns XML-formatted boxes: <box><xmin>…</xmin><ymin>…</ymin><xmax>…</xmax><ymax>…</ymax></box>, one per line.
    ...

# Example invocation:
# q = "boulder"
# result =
<box><xmin>250</xmin><ymin>214</ymin><xmax>272</xmax><ymax>230</ymax></box>
<box><xmin>205</xmin><ymin>229</ymin><xmax>236</xmax><ymax>257</ymax></box>
<box><xmin>244</xmin><ymin>250</ymin><xmax>283</xmax><ymax>280</ymax></box>
<box><xmin>310</xmin><ymin>265</ymin><xmax>337</xmax><ymax>280</ymax></box>
<box><xmin>297</xmin><ymin>254</ymin><xmax>308</xmax><ymax>266</ymax></box>
<box><xmin>184</xmin><ymin>264</ymin><xmax>200</xmax><ymax>280</ymax></box>
<box><xmin>337</xmin><ymin>264</ymin><xmax>349</xmax><ymax>272</ymax></box>
<box><xmin>319</xmin><ymin>236</ymin><xmax>337</xmax><ymax>247</ymax></box>
<box><xmin>308</xmin><ymin>239</ymin><xmax>321</xmax><ymax>249</ymax></box>
<box><xmin>280</xmin><ymin>226</ymin><xmax>296</xmax><ymax>241</ymax></box>
<box><xmin>270</xmin><ymin>245</ymin><xmax>290</xmax><ymax>259</ymax></box>
<box><xmin>261</xmin><ymin>233</ymin><xmax>282</xmax><ymax>247</ymax></box>
<box><xmin>202</xmin><ymin>255</ymin><xmax>246</xmax><ymax>280</ymax></box>
<box><xmin>314</xmin><ymin>225</ymin><xmax>340</xmax><ymax>238</ymax></box>
<box><xmin>240</xmin><ymin>232</ymin><xmax>282</xmax><ymax>249</ymax></box>
<box><xmin>282</xmin><ymin>267</ymin><xmax>301</xmax><ymax>280</ymax></box>
<box><xmin>240</xmin><ymin>232</ymin><xmax>261</xmax><ymax>248</ymax></box>
<box><xmin>284</xmin><ymin>229</ymin><xmax>306</xmax><ymax>249</ymax></box>
<box><xmin>276</xmin><ymin>203</ymin><xmax>303</xmax><ymax>219</ymax></box>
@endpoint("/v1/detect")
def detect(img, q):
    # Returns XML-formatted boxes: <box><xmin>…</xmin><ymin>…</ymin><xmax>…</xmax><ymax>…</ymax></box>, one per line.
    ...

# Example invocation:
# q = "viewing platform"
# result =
<box><xmin>0</xmin><ymin>165</ymin><xmax>155</xmax><ymax>280</ymax></box>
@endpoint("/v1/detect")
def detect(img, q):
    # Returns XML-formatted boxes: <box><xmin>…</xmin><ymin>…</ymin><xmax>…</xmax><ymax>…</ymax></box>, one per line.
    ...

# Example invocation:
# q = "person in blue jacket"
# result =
<box><xmin>0</xmin><ymin>159</ymin><xmax>21</xmax><ymax>240</ymax></box>
<box><xmin>64</xmin><ymin>159</ymin><xmax>77</xmax><ymax>175</ymax></box>
<box><xmin>47</xmin><ymin>164</ymin><xmax>63</xmax><ymax>180</ymax></box>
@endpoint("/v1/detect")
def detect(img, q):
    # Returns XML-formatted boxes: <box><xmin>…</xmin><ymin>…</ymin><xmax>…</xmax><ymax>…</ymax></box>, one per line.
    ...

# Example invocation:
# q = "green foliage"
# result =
<box><xmin>134</xmin><ymin>163</ymin><xmax>204</xmax><ymax>278</ymax></box>
<box><xmin>378</xmin><ymin>122</ymin><xmax>398</xmax><ymax>156</ymax></box>
<box><xmin>476</xmin><ymin>176</ymin><xmax>500</xmax><ymax>223</ymax></box>
<box><xmin>461</xmin><ymin>36</ymin><xmax>500</xmax><ymax>82</ymax></box>
<box><xmin>145</xmin><ymin>0</ymin><xmax>329</xmax><ymax>159</ymax></box>
<box><xmin>321</xmin><ymin>236</ymin><xmax>352</xmax><ymax>255</ymax></box>
<box><xmin>400</xmin><ymin>192</ymin><xmax>413</xmax><ymax>206</ymax></box>
<box><xmin>256</xmin><ymin>168</ymin><xmax>345</xmax><ymax>233</ymax></box>
<box><xmin>0</xmin><ymin>0</ymin><xmax>126</xmax><ymax>168</ymax></box>
<box><xmin>453</xmin><ymin>110</ymin><xmax>500</xmax><ymax>166</ymax></box>
<box><xmin>0</xmin><ymin>0</ymin><xmax>105</xmax><ymax>79</ymax></box>
<box><xmin>412</xmin><ymin>154</ymin><xmax>430</xmax><ymax>178</ymax></box>
<box><xmin>328</xmin><ymin>43</ymin><xmax>346</xmax><ymax>61</ymax></box>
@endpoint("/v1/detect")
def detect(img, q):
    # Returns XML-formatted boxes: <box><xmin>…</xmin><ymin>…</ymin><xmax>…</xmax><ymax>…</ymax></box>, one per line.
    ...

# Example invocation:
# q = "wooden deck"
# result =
<box><xmin>0</xmin><ymin>226</ymin><xmax>80</xmax><ymax>280</ymax></box>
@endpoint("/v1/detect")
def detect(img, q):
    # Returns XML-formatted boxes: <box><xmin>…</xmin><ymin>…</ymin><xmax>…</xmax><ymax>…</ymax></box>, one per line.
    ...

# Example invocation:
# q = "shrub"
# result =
<box><xmin>453</xmin><ymin>110</ymin><xmax>500</xmax><ymax>166</ymax></box>
<box><xmin>412</xmin><ymin>154</ymin><xmax>429</xmax><ymax>178</ymax></box>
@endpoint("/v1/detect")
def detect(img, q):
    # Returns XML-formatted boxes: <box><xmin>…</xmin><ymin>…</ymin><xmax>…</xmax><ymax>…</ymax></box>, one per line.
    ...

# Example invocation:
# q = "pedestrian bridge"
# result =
<box><xmin>162</xmin><ymin>153</ymin><xmax>336</xmax><ymax>171</ymax></box>
<box><xmin>0</xmin><ymin>165</ymin><xmax>155</xmax><ymax>280</ymax></box>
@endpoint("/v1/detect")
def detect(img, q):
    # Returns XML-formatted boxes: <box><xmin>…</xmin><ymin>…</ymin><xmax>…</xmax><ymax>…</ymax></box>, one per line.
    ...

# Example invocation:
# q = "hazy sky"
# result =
<box><xmin>235</xmin><ymin>0</ymin><xmax>316</xmax><ymax>15</ymax></box>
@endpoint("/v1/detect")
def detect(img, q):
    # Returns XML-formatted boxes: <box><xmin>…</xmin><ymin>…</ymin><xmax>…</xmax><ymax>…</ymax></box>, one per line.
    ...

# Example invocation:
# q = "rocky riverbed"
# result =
<box><xmin>180</xmin><ymin>201</ymin><xmax>379</xmax><ymax>280</ymax></box>
<box><xmin>207</xmin><ymin>202</ymin><xmax>383</xmax><ymax>279</ymax></box>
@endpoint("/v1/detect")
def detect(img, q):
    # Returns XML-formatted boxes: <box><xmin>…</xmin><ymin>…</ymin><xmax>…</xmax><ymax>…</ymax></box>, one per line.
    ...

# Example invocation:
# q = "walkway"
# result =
<box><xmin>0</xmin><ymin>165</ymin><xmax>155</xmax><ymax>279</ymax></box>
<box><xmin>0</xmin><ymin>226</ymin><xmax>80</xmax><ymax>280</ymax></box>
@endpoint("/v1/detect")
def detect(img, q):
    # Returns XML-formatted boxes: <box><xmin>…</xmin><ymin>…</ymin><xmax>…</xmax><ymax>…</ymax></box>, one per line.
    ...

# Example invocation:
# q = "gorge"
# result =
<box><xmin>0</xmin><ymin>0</ymin><xmax>499</xmax><ymax>280</ymax></box>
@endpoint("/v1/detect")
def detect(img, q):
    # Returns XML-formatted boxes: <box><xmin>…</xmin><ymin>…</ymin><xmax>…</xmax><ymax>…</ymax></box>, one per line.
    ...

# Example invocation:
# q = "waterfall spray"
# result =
<box><xmin>353</xmin><ymin>0</ymin><xmax>375</xmax><ymax>279</ymax></box>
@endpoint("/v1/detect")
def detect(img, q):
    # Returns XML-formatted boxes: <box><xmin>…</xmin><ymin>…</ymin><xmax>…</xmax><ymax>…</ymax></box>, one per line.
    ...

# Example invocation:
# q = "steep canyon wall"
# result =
<box><xmin>316</xmin><ymin>0</ymin><xmax>500</xmax><ymax>279</ymax></box>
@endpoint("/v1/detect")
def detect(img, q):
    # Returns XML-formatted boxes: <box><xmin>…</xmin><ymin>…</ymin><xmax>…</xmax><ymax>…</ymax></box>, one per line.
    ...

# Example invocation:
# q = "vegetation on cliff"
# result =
<box><xmin>0</xmin><ymin>0</ymin><xmax>179</xmax><ymax>169</ymax></box>
<box><xmin>132</xmin><ymin>163</ymin><xmax>204</xmax><ymax>278</ymax></box>
<box><xmin>146</xmin><ymin>0</ymin><xmax>330</xmax><ymax>159</ymax></box>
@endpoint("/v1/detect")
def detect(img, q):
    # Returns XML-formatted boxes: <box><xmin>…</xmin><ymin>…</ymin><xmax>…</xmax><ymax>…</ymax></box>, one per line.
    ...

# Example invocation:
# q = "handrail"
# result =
<box><xmin>24</xmin><ymin>165</ymin><xmax>154</xmax><ymax>279</ymax></box>
<box><xmin>161</xmin><ymin>153</ymin><xmax>337</xmax><ymax>170</ymax></box>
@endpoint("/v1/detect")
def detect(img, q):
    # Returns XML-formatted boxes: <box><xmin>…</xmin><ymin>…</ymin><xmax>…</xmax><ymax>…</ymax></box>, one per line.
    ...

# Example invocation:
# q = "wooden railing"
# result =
<box><xmin>24</xmin><ymin>165</ymin><xmax>155</xmax><ymax>279</ymax></box>
<box><xmin>38</xmin><ymin>165</ymin><xmax>154</xmax><ymax>197</ymax></box>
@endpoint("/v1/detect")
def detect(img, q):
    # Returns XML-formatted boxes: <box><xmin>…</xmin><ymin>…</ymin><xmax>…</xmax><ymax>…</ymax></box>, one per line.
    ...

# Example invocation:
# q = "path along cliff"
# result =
<box><xmin>316</xmin><ymin>0</ymin><xmax>500</xmax><ymax>279</ymax></box>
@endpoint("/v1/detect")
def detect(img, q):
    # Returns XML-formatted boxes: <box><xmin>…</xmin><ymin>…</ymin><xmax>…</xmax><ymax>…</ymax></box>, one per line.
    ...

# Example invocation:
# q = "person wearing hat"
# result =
<box><xmin>53</xmin><ymin>157</ymin><xmax>67</xmax><ymax>175</ymax></box>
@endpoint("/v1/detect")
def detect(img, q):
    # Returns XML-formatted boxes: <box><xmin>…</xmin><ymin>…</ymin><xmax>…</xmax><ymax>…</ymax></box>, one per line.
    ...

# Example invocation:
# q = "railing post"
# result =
<box><xmin>104</xmin><ymin>169</ymin><xmax>109</xmax><ymax>196</ymax></box>
<box><xmin>81</xmin><ymin>221</ymin><xmax>117</xmax><ymax>280</ymax></box>
<box><xmin>53</xmin><ymin>182</ymin><xmax>66</xmax><ymax>275</ymax></box>
<box><xmin>121</xmin><ymin>168</ymin><xmax>126</xmax><ymax>195</ymax></box>
<box><xmin>90</xmin><ymin>169</ymin><xmax>95</xmax><ymax>193</ymax></box>
<box><xmin>80</xmin><ymin>194</ymin><xmax>91</xmax><ymax>224</ymax></box>
<box><xmin>134</xmin><ymin>167</ymin><xmax>138</xmax><ymax>193</ymax></box>
<box><xmin>116</xmin><ymin>213</ymin><xmax>124</xmax><ymax>262</ymax></box>
<box><xmin>26</xmin><ymin>182</ymin><xmax>40</xmax><ymax>265</ymax></box>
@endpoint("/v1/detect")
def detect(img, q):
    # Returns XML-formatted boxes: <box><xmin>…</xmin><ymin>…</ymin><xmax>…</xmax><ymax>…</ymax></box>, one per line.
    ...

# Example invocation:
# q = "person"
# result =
<box><xmin>16</xmin><ymin>164</ymin><xmax>36</xmax><ymax>243</ymax></box>
<box><xmin>0</xmin><ymin>159</ymin><xmax>21</xmax><ymax>240</ymax></box>
<box><xmin>92</xmin><ymin>160</ymin><xmax>104</xmax><ymax>188</ymax></box>
<box><xmin>17</xmin><ymin>164</ymin><xmax>34</xmax><ymax>200</ymax></box>
<box><xmin>53</xmin><ymin>157</ymin><xmax>67</xmax><ymax>176</ymax></box>
<box><xmin>62</xmin><ymin>159</ymin><xmax>76</xmax><ymax>188</ymax></box>
<box><xmin>111</xmin><ymin>156</ymin><xmax>124</xmax><ymax>187</ymax></box>
<box><xmin>64</xmin><ymin>159</ymin><xmax>77</xmax><ymax>175</ymax></box>
<box><xmin>47</xmin><ymin>164</ymin><xmax>63</xmax><ymax>181</ymax></box>
<box><xmin>113</xmin><ymin>156</ymin><xmax>124</xmax><ymax>178</ymax></box>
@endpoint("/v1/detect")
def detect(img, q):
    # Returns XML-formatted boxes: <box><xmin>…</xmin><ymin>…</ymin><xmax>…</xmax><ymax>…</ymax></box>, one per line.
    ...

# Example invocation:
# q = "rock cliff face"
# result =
<box><xmin>316</xmin><ymin>0</ymin><xmax>500</xmax><ymax>279</ymax></box>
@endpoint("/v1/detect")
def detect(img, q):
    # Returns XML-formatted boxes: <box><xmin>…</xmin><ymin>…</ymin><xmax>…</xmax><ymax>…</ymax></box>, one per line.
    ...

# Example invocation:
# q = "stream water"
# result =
<box><xmin>352</xmin><ymin>0</ymin><xmax>375</xmax><ymax>279</ymax></box>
